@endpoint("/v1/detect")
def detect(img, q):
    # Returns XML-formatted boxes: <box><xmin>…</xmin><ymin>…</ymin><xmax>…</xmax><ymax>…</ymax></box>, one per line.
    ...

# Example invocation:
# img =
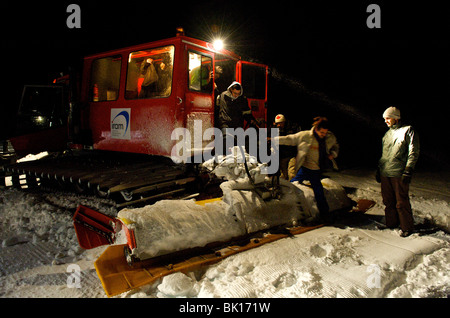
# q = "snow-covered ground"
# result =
<box><xmin>0</xmin><ymin>167</ymin><xmax>449</xmax><ymax>298</ymax></box>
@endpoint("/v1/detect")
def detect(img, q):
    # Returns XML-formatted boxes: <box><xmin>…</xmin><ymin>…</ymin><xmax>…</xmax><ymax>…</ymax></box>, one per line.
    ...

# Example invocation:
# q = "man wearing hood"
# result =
<box><xmin>216</xmin><ymin>82</ymin><xmax>257</xmax><ymax>155</ymax></box>
<box><xmin>377</xmin><ymin>106</ymin><xmax>420</xmax><ymax>237</ymax></box>
<box><xmin>216</xmin><ymin>81</ymin><xmax>255</xmax><ymax>130</ymax></box>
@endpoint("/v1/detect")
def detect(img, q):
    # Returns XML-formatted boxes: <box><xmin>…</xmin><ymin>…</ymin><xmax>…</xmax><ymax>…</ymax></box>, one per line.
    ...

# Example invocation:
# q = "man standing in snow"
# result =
<box><xmin>377</xmin><ymin>107</ymin><xmax>420</xmax><ymax>237</ymax></box>
<box><xmin>275</xmin><ymin>117</ymin><xmax>339</xmax><ymax>221</ymax></box>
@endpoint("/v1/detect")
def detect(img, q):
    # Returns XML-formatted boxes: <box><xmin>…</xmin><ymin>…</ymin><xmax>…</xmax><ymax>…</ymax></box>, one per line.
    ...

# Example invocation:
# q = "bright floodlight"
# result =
<box><xmin>213</xmin><ymin>39</ymin><xmax>224</xmax><ymax>50</ymax></box>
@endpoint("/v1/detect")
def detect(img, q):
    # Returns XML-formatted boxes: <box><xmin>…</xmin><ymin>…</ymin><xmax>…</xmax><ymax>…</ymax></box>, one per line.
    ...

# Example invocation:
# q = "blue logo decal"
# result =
<box><xmin>112</xmin><ymin>110</ymin><xmax>130</xmax><ymax>136</ymax></box>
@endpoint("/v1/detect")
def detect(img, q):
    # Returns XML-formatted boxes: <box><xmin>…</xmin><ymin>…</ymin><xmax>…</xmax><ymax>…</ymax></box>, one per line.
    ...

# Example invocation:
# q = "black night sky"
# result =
<box><xmin>2</xmin><ymin>0</ymin><xmax>450</xmax><ymax>170</ymax></box>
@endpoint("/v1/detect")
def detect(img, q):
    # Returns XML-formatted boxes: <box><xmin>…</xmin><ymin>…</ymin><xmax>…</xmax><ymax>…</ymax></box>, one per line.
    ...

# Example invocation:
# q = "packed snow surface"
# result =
<box><xmin>0</xmin><ymin>168</ymin><xmax>449</xmax><ymax>298</ymax></box>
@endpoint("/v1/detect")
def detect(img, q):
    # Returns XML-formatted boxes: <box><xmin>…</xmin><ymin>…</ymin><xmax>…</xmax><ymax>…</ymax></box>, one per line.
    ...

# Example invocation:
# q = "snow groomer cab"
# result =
<box><xmin>3</xmin><ymin>29</ymin><xmax>269</xmax><ymax>205</ymax></box>
<box><xmin>78</xmin><ymin>28</ymin><xmax>269</xmax><ymax>159</ymax></box>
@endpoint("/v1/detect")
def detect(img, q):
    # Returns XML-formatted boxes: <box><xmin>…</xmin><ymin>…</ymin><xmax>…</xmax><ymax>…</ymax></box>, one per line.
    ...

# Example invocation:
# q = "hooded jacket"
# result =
<box><xmin>379</xmin><ymin>122</ymin><xmax>420</xmax><ymax>177</ymax></box>
<box><xmin>216</xmin><ymin>81</ymin><xmax>253</xmax><ymax>129</ymax></box>
<box><xmin>275</xmin><ymin>127</ymin><xmax>339</xmax><ymax>173</ymax></box>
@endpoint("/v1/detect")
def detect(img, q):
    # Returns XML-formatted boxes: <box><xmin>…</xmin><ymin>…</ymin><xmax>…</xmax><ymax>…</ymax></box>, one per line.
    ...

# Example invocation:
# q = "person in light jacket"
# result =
<box><xmin>377</xmin><ymin>106</ymin><xmax>420</xmax><ymax>237</ymax></box>
<box><xmin>275</xmin><ymin>117</ymin><xmax>339</xmax><ymax>219</ymax></box>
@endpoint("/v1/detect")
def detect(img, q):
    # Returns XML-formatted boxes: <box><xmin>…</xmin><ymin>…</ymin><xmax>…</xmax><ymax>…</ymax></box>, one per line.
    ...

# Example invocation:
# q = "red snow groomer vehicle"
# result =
<box><xmin>2</xmin><ymin>29</ymin><xmax>269</xmax><ymax>206</ymax></box>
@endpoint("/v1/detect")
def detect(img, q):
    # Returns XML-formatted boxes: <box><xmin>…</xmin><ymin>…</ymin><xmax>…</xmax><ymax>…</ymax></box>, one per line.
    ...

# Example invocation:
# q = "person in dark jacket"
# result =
<box><xmin>273</xmin><ymin>114</ymin><xmax>300</xmax><ymax>180</ymax></box>
<box><xmin>377</xmin><ymin>106</ymin><xmax>420</xmax><ymax>237</ymax></box>
<box><xmin>216</xmin><ymin>81</ymin><xmax>257</xmax><ymax>155</ymax></box>
<box><xmin>217</xmin><ymin>81</ymin><xmax>255</xmax><ymax>129</ymax></box>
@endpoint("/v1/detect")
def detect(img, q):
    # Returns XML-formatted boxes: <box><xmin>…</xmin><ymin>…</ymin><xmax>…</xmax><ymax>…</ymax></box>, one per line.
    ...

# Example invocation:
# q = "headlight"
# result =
<box><xmin>213</xmin><ymin>39</ymin><xmax>224</xmax><ymax>51</ymax></box>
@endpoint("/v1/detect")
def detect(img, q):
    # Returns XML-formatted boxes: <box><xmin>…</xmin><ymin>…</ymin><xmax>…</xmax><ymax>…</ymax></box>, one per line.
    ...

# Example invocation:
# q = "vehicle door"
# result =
<box><xmin>236</xmin><ymin>61</ymin><xmax>268</xmax><ymax>128</ymax></box>
<box><xmin>185</xmin><ymin>47</ymin><xmax>215</xmax><ymax>158</ymax></box>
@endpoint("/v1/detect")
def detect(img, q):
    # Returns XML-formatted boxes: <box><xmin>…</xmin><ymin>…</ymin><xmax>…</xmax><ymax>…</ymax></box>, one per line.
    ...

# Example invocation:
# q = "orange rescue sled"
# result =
<box><xmin>94</xmin><ymin>224</ymin><xmax>323</xmax><ymax>297</ymax></box>
<box><xmin>73</xmin><ymin>199</ymin><xmax>375</xmax><ymax>297</ymax></box>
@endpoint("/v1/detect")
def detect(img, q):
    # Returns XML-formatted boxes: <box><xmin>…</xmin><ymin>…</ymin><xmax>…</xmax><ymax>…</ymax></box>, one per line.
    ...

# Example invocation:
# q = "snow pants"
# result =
<box><xmin>291</xmin><ymin>167</ymin><xmax>329</xmax><ymax>214</ymax></box>
<box><xmin>380</xmin><ymin>176</ymin><xmax>414</xmax><ymax>232</ymax></box>
<box><xmin>279</xmin><ymin>157</ymin><xmax>296</xmax><ymax>181</ymax></box>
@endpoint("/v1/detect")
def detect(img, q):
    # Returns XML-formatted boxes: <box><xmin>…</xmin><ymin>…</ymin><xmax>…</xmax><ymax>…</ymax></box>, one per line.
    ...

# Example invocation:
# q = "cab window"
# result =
<box><xmin>90</xmin><ymin>56</ymin><xmax>121</xmax><ymax>102</ymax></box>
<box><xmin>214</xmin><ymin>53</ymin><xmax>237</xmax><ymax>94</ymax></box>
<box><xmin>126</xmin><ymin>45</ymin><xmax>174</xmax><ymax>99</ymax></box>
<box><xmin>188</xmin><ymin>51</ymin><xmax>213</xmax><ymax>93</ymax></box>
<box><xmin>241</xmin><ymin>63</ymin><xmax>266</xmax><ymax>99</ymax></box>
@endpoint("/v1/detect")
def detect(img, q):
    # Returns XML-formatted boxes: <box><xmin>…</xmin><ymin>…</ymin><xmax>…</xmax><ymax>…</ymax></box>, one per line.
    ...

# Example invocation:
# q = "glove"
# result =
<box><xmin>402</xmin><ymin>168</ymin><xmax>413</xmax><ymax>184</ymax></box>
<box><xmin>375</xmin><ymin>168</ymin><xmax>381</xmax><ymax>183</ymax></box>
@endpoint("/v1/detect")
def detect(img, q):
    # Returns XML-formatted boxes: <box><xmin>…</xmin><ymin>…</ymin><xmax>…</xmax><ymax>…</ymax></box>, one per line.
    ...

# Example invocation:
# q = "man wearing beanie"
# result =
<box><xmin>377</xmin><ymin>106</ymin><xmax>420</xmax><ymax>237</ymax></box>
<box><xmin>273</xmin><ymin>114</ymin><xmax>301</xmax><ymax>180</ymax></box>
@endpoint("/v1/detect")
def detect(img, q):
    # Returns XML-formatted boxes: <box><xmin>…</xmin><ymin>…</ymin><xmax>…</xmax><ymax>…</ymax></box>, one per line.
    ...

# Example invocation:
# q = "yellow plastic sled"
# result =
<box><xmin>82</xmin><ymin>197</ymin><xmax>374</xmax><ymax>297</ymax></box>
<box><xmin>94</xmin><ymin>224</ymin><xmax>323</xmax><ymax>297</ymax></box>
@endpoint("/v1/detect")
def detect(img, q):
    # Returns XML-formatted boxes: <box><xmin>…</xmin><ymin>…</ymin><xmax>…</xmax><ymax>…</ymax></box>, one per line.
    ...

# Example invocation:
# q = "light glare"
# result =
<box><xmin>213</xmin><ymin>39</ymin><xmax>224</xmax><ymax>50</ymax></box>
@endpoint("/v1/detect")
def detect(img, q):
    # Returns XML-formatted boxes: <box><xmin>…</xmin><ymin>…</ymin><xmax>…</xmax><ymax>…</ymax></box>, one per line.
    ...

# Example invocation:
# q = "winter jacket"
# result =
<box><xmin>216</xmin><ymin>81</ymin><xmax>253</xmax><ymax>129</ymax></box>
<box><xmin>278</xmin><ymin>121</ymin><xmax>301</xmax><ymax>159</ymax></box>
<box><xmin>379</xmin><ymin>123</ymin><xmax>420</xmax><ymax>177</ymax></box>
<box><xmin>275</xmin><ymin>127</ymin><xmax>339</xmax><ymax>173</ymax></box>
<box><xmin>140</xmin><ymin>60</ymin><xmax>158</xmax><ymax>87</ymax></box>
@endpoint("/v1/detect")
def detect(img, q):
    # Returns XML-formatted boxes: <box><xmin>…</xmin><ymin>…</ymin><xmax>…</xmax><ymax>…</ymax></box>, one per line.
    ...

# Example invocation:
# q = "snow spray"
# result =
<box><xmin>270</xmin><ymin>68</ymin><xmax>379</xmax><ymax>129</ymax></box>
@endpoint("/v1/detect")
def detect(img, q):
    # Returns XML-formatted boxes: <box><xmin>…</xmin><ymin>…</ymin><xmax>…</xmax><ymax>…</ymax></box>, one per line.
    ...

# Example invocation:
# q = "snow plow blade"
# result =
<box><xmin>73</xmin><ymin>205</ymin><xmax>117</xmax><ymax>249</ymax></box>
<box><xmin>94</xmin><ymin>224</ymin><xmax>323</xmax><ymax>297</ymax></box>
